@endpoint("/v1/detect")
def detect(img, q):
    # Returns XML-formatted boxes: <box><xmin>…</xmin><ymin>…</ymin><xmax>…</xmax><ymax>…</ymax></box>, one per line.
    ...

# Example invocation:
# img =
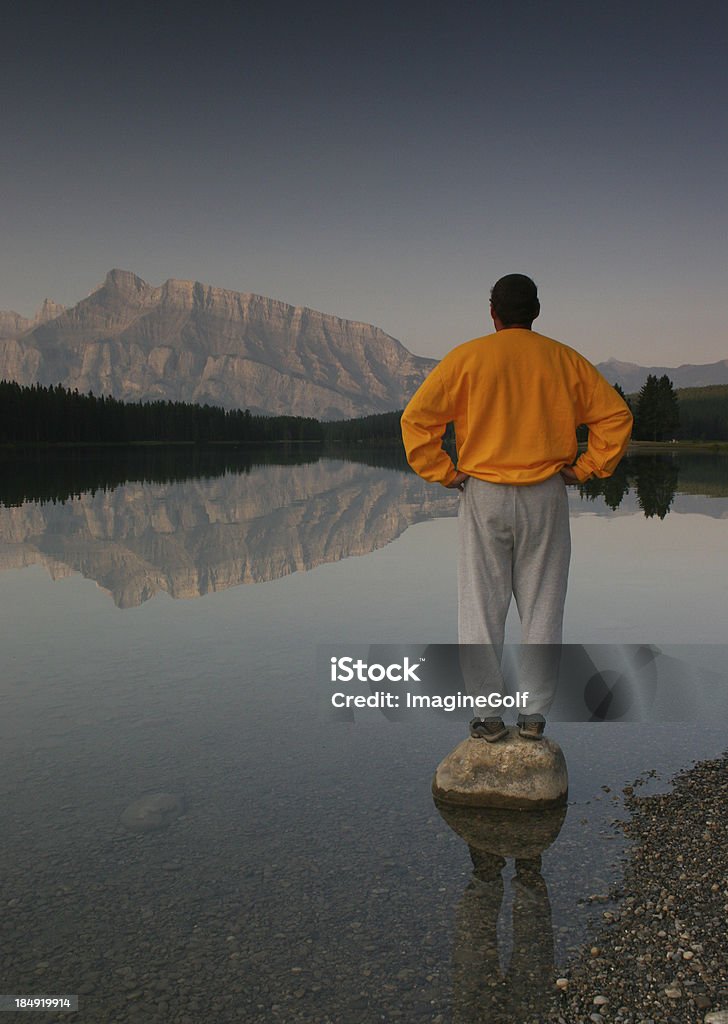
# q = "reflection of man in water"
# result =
<box><xmin>437</xmin><ymin>802</ymin><xmax>566</xmax><ymax>1024</ymax></box>
<box><xmin>454</xmin><ymin>850</ymin><xmax>554</xmax><ymax>1024</ymax></box>
<box><xmin>401</xmin><ymin>275</ymin><xmax>632</xmax><ymax>740</ymax></box>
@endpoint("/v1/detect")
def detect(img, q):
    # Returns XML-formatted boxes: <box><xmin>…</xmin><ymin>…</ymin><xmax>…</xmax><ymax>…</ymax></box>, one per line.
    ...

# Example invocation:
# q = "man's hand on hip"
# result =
<box><xmin>559</xmin><ymin>465</ymin><xmax>580</xmax><ymax>484</ymax></box>
<box><xmin>446</xmin><ymin>471</ymin><xmax>470</xmax><ymax>491</ymax></box>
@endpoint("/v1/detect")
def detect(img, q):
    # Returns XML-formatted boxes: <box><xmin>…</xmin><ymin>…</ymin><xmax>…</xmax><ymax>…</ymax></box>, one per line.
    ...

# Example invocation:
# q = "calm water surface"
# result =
<box><xmin>1</xmin><ymin>449</ymin><xmax>726</xmax><ymax>1022</ymax></box>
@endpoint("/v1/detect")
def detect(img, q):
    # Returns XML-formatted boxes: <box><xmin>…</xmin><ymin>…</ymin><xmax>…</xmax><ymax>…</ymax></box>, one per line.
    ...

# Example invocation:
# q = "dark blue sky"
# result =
<box><xmin>3</xmin><ymin>0</ymin><xmax>727</xmax><ymax>363</ymax></box>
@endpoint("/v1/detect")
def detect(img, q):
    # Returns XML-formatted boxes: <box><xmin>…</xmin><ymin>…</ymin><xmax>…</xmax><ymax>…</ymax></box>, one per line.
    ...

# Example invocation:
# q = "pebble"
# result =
<box><xmin>538</xmin><ymin>753</ymin><xmax>728</xmax><ymax>1023</ymax></box>
<box><xmin>120</xmin><ymin>792</ymin><xmax>186</xmax><ymax>833</ymax></box>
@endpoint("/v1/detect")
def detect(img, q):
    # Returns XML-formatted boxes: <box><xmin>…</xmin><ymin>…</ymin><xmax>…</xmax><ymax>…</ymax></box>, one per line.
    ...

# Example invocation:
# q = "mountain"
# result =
<box><xmin>5</xmin><ymin>274</ymin><xmax>725</xmax><ymax>414</ymax></box>
<box><xmin>0</xmin><ymin>298</ymin><xmax>66</xmax><ymax>341</ymax></box>
<box><xmin>597</xmin><ymin>357</ymin><xmax>728</xmax><ymax>393</ymax></box>
<box><xmin>0</xmin><ymin>270</ymin><xmax>435</xmax><ymax>419</ymax></box>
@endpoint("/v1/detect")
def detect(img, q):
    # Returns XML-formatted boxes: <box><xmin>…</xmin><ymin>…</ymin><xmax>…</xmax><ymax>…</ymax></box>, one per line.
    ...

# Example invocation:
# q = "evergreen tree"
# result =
<box><xmin>635</xmin><ymin>375</ymin><xmax>658</xmax><ymax>440</ymax></box>
<box><xmin>655</xmin><ymin>374</ymin><xmax>680</xmax><ymax>440</ymax></box>
<box><xmin>635</xmin><ymin>374</ymin><xmax>679</xmax><ymax>441</ymax></box>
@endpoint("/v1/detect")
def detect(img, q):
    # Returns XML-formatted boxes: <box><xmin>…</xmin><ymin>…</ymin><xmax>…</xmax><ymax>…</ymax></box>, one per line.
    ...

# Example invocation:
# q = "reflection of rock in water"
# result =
<box><xmin>435</xmin><ymin>803</ymin><xmax>566</xmax><ymax>859</ymax></box>
<box><xmin>0</xmin><ymin>461</ymin><xmax>457</xmax><ymax>606</ymax></box>
<box><xmin>436</xmin><ymin>801</ymin><xmax>566</xmax><ymax>1024</ymax></box>
<box><xmin>120</xmin><ymin>792</ymin><xmax>186</xmax><ymax>833</ymax></box>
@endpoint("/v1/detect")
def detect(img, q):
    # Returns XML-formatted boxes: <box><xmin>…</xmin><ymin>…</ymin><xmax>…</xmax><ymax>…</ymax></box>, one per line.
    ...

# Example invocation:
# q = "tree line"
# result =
<box><xmin>0</xmin><ymin>381</ymin><xmax>325</xmax><ymax>444</ymax></box>
<box><xmin>1</xmin><ymin>375</ymin><xmax>726</xmax><ymax>447</ymax></box>
<box><xmin>592</xmin><ymin>376</ymin><xmax>726</xmax><ymax>443</ymax></box>
<box><xmin>0</xmin><ymin>382</ymin><xmax>438</xmax><ymax>448</ymax></box>
<box><xmin>0</xmin><ymin>381</ymin><xmax>421</xmax><ymax>446</ymax></box>
<box><xmin>671</xmin><ymin>384</ymin><xmax>728</xmax><ymax>442</ymax></box>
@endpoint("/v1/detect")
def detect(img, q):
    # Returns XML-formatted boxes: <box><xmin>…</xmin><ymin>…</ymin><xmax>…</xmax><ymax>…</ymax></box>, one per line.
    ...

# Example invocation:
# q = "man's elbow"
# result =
<box><xmin>400</xmin><ymin>404</ymin><xmax>417</xmax><ymax>433</ymax></box>
<box><xmin>610</xmin><ymin>403</ymin><xmax>633</xmax><ymax>440</ymax></box>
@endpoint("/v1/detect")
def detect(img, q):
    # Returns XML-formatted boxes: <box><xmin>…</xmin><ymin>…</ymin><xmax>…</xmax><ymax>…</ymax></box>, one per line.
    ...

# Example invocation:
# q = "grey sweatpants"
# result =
<box><xmin>457</xmin><ymin>474</ymin><xmax>571</xmax><ymax>719</ymax></box>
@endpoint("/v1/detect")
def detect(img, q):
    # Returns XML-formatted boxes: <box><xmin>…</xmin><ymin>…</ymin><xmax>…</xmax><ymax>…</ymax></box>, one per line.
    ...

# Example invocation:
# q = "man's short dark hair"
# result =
<box><xmin>490</xmin><ymin>274</ymin><xmax>540</xmax><ymax>326</ymax></box>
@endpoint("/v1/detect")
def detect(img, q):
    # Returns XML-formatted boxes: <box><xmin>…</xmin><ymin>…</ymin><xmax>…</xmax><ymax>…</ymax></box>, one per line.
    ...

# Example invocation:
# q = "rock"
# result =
<box><xmin>555</xmin><ymin>978</ymin><xmax>569</xmax><ymax>990</ymax></box>
<box><xmin>432</xmin><ymin>728</ymin><xmax>568</xmax><ymax>809</ymax></box>
<box><xmin>120</xmin><ymin>793</ymin><xmax>186</xmax><ymax>833</ymax></box>
<box><xmin>704</xmin><ymin>1014</ymin><xmax>728</xmax><ymax>1023</ymax></box>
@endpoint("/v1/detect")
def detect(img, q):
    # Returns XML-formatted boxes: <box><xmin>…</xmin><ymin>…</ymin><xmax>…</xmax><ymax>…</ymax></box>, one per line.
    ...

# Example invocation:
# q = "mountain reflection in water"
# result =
<box><xmin>0</xmin><ymin>448</ymin><xmax>726</xmax><ymax>607</ymax></box>
<box><xmin>0</xmin><ymin>449</ymin><xmax>455</xmax><ymax>606</ymax></box>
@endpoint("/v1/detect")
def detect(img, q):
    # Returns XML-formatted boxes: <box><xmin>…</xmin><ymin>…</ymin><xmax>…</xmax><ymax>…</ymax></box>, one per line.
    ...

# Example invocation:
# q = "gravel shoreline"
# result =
<box><xmin>544</xmin><ymin>750</ymin><xmax>728</xmax><ymax>1024</ymax></box>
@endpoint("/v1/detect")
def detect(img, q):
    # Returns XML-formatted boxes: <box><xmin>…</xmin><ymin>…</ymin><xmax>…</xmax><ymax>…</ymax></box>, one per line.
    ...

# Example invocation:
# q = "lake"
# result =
<box><xmin>1</xmin><ymin>448</ymin><xmax>726</xmax><ymax>1023</ymax></box>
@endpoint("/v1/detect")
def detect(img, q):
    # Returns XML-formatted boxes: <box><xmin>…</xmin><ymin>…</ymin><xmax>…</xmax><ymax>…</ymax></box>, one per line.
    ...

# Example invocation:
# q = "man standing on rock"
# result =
<box><xmin>400</xmin><ymin>274</ymin><xmax>632</xmax><ymax>741</ymax></box>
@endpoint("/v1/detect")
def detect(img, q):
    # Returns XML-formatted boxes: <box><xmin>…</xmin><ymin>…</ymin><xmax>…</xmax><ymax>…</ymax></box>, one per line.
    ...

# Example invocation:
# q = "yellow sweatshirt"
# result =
<box><xmin>401</xmin><ymin>329</ymin><xmax>633</xmax><ymax>486</ymax></box>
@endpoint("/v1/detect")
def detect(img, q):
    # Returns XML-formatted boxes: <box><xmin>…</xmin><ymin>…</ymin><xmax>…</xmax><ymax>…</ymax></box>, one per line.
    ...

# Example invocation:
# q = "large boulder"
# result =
<box><xmin>432</xmin><ymin>727</ymin><xmax>568</xmax><ymax>809</ymax></box>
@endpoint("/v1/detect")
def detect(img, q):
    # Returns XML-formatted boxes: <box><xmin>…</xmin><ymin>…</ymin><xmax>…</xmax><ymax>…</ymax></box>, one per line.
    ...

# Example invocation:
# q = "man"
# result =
<box><xmin>400</xmin><ymin>274</ymin><xmax>632</xmax><ymax>741</ymax></box>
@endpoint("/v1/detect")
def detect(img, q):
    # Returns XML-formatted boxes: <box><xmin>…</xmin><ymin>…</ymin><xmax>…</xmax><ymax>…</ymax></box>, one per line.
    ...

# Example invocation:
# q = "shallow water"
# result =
<box><xmin>0</xmin><ymin>448</ymin><xmax>726</xmax><ymax>1022</ymax></box>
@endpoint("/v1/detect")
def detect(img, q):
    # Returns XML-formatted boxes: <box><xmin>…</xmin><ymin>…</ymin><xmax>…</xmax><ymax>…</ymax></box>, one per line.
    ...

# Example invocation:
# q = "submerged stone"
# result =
<box><xmin>120</xmin><ymin>792</ymin><xmax>186</xmax><ymax>832</ymax></box>
<box><xmin>432</xmin><ymin>727</ymin><xmax>568</xmax><ymax>809</ymax></box>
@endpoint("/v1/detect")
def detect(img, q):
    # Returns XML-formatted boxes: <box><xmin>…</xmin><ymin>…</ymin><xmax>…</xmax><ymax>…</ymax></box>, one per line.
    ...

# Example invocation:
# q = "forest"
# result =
<box><xmin>1</xmin><ymin>377</ymin><xmax>727</xmax><ymax>446</ymax></box>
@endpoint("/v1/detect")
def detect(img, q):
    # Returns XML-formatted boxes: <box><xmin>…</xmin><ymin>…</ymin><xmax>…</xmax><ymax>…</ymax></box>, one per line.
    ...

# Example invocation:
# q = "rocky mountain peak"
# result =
<box><xmin>34</xmin><ymin>298</ymin><xmax>65</xmax><ymax>324</ymax></box>
<box><xmin>0</xmin><ymin>269</ymin><xmax>436</xmax><ymax>418</ymax></box>
<box><xmin>0</xmin><ymin>296</ymin><xmax>65</xmax><ymax>341</ymax></box>
<box><xmin>103</xmin><ymin>268</ymin><xmax>150</xmax><ymax>295</ymax></box>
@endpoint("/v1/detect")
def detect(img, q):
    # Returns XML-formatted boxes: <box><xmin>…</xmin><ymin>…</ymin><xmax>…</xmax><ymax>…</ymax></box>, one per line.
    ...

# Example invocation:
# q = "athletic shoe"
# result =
<box><xmin>518</xmin><ymin>720</ymin><xmax>545</xmax><ymax>740</ymax></box>
<box><xmin>469</xmin><ymin>717</ymin><xmax>508</xmax><ymax>742</ymax></box>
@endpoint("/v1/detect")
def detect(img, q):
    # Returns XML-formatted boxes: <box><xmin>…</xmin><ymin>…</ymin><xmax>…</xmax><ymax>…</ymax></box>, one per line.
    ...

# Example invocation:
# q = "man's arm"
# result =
<box><xmin>400</xmin><ymin>366</ymin><xmax>459</xmax><ymax>487</ymax></box>
<box><xmin>572</xmin><ymin>373</ymin><xmax>633</xmax><ymax>482</ymax></box>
